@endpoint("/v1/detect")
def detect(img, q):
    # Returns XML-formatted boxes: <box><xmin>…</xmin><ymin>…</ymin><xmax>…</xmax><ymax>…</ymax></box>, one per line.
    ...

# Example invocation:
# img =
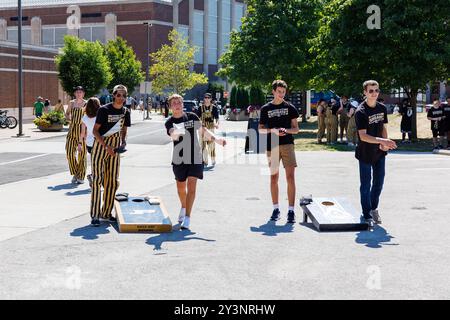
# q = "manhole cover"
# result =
<box><xmin>246</xmin><ymin>197</ymin><xmax>260</xmax><ymax>200</ymax></box>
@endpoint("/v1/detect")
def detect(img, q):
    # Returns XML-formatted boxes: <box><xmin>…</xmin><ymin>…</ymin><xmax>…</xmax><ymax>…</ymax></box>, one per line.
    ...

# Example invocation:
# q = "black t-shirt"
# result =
<box><xmin>95</xmin><ymin>103</ymin><xmax>131</xmax><ymax>136</ymax></box>
<box><xmin>442</xmin><ymin>103</ymin><xmax>450</xmax><ymax>124</ymax></box>
<box><xmin>342</xmin><ymin>102</ymin><xmax>351</xmax><ymax>114</ymax></box>
<box><xmin>400</xmin><ymin>105</ymin><xmax>413</xmax><ymax>119</ymax></box>
<box><xmin>331</xmin><ymin>103</ymin><xmax>340</xmax><ymax>115</ymax></box>
<box><xmin>197</xmin><ymin>104</ymin><xmax>219</xmax><ymax>120</ymax></box>
<box><xmin>427</xmin><ymin>107</ymin><xmax>444</xmax><ymax>130</ymax></box>
<box><xmin>259</xmin><ymin>101</ymin><xmax>299</xmax><ymax>151</ymax></box>
<box><xmin>355</xmin><ymin>102</ymin><xmax>388</xmax><ymax>165</ymax></box>
<box><xmin>165</xmin><ymin>112</ymin><xmax>202</xmax><ymax>165</ymax></box>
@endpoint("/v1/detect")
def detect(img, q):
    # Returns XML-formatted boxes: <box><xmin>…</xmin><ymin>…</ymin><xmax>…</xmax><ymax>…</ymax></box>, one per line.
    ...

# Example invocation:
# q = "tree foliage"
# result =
<box><xmin>104</xmin><ymin>37</ymin><xmax>145</xmax><ymax>94</ymax></box>
<box><xmin>150</xmin><ymin>30</ymin><xmax>208</xmax><ymax>95</ymax></box>
<box><xmin>56</xmin><ymin>36</ymin><xmax>112</xmax><ymax>97</ymax></box>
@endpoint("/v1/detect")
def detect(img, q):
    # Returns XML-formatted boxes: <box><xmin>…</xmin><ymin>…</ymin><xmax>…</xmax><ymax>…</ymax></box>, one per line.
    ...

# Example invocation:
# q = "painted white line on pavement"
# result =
<box><xmin>415</xmin><ymin>168</ymin><xmax>450</xmax><ymax>171</ymax></box>
<box><xmin>0</xmin><ymin>153</ymin><xmax>52</xmax><ymax>166</ymax></box>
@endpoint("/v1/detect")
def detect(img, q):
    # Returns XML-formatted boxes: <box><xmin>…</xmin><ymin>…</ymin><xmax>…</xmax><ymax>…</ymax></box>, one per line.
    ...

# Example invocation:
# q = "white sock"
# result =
<box><xmin>273</xmin><ymin>204</ymin><xmax>279</xmax><ymax>210</ymax></box>
<box><xmin>288</xmin><ymin>206</ymin><xmax>295</xmax><ymax>212</ymax></box>
<box><xmin>178</xmin><ymin>208</ymin><xmax>186</xmax><ymax>222</ymax></box>
<box><xmin>182</xmin><ymin>216</ymin><xmax>190</xmax><ymax>227</ymax></box>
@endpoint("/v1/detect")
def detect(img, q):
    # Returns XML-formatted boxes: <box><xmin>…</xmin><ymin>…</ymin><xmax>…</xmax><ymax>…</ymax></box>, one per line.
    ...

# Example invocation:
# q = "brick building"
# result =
<box><xmin>0</xmin><ymin>0</ymin><xmax>247</xmax><ymax>111</ymax></box>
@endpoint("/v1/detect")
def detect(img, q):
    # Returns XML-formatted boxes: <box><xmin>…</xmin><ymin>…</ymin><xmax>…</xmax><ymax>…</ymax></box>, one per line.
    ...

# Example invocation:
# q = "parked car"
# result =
<box><xmin>183</xmin><ymin>100</ymin><xmax>199</xmax><ymax>113</ymax></box>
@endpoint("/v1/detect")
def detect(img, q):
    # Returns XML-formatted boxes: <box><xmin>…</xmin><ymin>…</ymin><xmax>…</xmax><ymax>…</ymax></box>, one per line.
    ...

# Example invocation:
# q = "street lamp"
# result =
<box><xmin>16</xmin><ymin>0</ymin><xmax>24</xmax><ymax>137</ymax></box>
<box><xmin>143</xmin><ymin>22</ymin><xmax>152</xmax><ymax>120</ymax></box>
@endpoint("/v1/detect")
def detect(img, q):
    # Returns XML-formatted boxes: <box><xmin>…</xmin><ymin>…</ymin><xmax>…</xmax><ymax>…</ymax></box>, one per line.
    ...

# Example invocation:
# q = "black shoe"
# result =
<box><xmin>287</xmin><ymin>210</ymin><xmax>296</xmax><ymax>223</ymax></box>
<box><xmin>270</xmin><ymin>208</ymin><xmax>280</xmax><ymax>221</ymax></box>
<box><xmin>107</xmin><ymin>216</ymin><xmax>117</xmax><ymax>223</ymax></box>
<box><xmin>91</xmin><ymin>219</ymin><xmax>100</xmax><ymax>227</ymax></box>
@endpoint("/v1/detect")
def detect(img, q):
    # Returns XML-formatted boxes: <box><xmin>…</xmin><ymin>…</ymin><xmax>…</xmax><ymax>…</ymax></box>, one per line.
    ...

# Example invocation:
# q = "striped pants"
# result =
<box><xmin>66</xmin><ymin>138</ymin><xmax>86</xmax><ymax>180</ymax></box>
<box><xmin>201</xmin><ymin>129</ymin><xmax>216</xmax><ymax>165</ymax></box>
<box><xmin>90</xmin><ymin>134</ymin><xmax>121</xmax><ymax>219</ymax></box>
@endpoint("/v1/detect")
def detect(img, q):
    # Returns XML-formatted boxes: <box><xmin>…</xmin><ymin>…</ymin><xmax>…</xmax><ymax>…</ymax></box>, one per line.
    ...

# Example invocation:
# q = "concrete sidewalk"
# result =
<box><xmin>1</xmin><ymin>151</ymin><xmax>450</xmax><ymax>299</ymax></box>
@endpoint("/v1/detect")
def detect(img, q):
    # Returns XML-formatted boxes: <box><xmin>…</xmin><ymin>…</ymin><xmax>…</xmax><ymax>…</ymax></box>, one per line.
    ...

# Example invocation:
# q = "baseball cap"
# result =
<box><xmin>204</xmin><ymin>93</ymin><xmax>212</xmax><ymax>98</ymax></box>
<box><xmin>74</xmin><ymin>86</ymin><xmax>85</xmax><ymax>92</ymax></box>
<box><xmin>113</xmin><ymin>84</ymin><xmax>128</xmax><ymax>94</ymax></box>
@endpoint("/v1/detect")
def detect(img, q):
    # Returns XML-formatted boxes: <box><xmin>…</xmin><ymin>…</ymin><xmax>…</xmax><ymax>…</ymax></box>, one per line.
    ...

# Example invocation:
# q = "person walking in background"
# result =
<box><xmin>346</xmin><ymin>100</ymin><xmax>359</xmax><ymax>147</ymax></box>
<box><xmin>53</xmin><ymin>99</ymin><xmax>64</xmax><ymax>113</ymax></box>
<box><xmin>325</xmin><ymin>99</ymin><xmax>338</xmax><ymax>144</ymax></box>
<box><xmin>80</xmin><ymin>97</ymin><xmax>101</xmax><ymax>188</ymax></box>
<box><xmin>316</xmin><ymin>99</ymin><xmax>326</xmax><ymax>144</ymax></box>
<box><xmin>197</xmin><ymin>93</ymin><xmax>220</xmax><ymax>166</ymax></box>
<box><xmin>338</xmin><ymin>95</ymin><xmax>350</xmax><ymax>144</ymax></box>
<box><xmin>44</xmin><ymin>99</ymin><xmax>51</xmax><ymax>113</ymax></box>
<box><xmin>33</xmin><ymin>96</ymin><xmax>44</xmax><ymax>118</ymax></box>
<box><xmin>65</xmin><ymin>86</ymin><xmax>87</xmax><ymax>184</ymax></box>
<box><xmin>399</xmin><ymin>98</ymin><xmax>413</xmax><ymax>143</ymax></box>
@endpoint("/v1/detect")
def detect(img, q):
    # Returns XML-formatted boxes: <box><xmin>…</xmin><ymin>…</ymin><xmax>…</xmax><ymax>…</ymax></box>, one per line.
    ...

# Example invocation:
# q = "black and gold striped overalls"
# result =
<box><xmin>200</xmin><ymin>105</ymin><xmax>216</xmax><ymax>165</ymax></box>
<box><xmin>66</xmin><ymin>102</ymin><xmax>87</xmax><ymax>180</ymax></box>
<box><xmin>90</xmin><ymin>115</ymin><xmax>125</xmax><ymax>219</ymax></box>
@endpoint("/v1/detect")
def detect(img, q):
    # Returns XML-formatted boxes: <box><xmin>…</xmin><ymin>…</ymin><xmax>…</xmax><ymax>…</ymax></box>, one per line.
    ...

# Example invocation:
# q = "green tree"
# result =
<box><xmin>313</xmin><ymin>0</ymin><xmax>450</xmax><ymax>140</ymax></box>
<box><xmin>249</xmin><ymin>85</ymin><xmax>266</xmax><ymax>106</ymax></box>
<box><xmin>150</xmin><ymin>30</ymin><xmax>208</xmax><ymax>95</ymax></box>
<box><xmin>218</xmin><ymin>0</ymin><xmax>320</xmax><ymax>90</ymax></box>
<box><xmin>56</xmin><ymin>36</ymin><xmax>111</xmax><ymax>97</ymax></box>
<box><xmin>230</xmin><ymin>85</ymin><xmax>238</xmax><ymax>108</ymax></box>
<box><xmin>104</xmin><ymin>37</ymin><xmax>145</xmax><ymax>94</ymax></box>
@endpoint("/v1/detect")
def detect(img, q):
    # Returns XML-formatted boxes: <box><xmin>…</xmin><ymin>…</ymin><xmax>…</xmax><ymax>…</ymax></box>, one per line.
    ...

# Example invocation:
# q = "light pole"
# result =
<box><xmin>143</xmin><ymin>22</ymin><xmax>152</xmax><ymax>120</ymax></box>
<box><xmin>16</xmin><ymin>0</ymin><xmax>24</xmax><ymax>137</ymax></box>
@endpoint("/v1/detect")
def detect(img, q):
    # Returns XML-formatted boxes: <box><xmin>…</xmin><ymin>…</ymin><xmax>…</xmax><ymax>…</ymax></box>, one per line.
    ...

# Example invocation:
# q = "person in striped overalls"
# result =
<box><xmin>65</xmin><ymin>86</ymin><xmax>87</xmax><ymax>184</ymax></box>
<box><xmin>197</xmin><ymin>93</ymin><xmax>219</xmax><ymax>166</ymax></box>
<box><xmin>90</xmin><ymin>85</ymin><xmax>131</xmax><ymax>227</ymax></box>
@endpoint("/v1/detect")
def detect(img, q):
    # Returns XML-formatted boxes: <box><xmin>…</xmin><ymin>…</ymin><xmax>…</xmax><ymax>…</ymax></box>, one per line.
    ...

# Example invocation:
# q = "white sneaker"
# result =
<box><xmin>181</xmin><ymin>216</ymin><xmax>190</xmax><ymax>230</ymax></box>
<box><xmin>76</xmin><ymin>179</ymin><xmax>85</xmax><ymax>184</ymax></box>
<box><xmin>371</xmin><ymin>210</ymin><xmax>382</xmax><ymax>224</ymax></box>
<box><xmin>178</xmin><ymin>209</ymin><xmax>186</xmax><ymax>224</ymax></box>
<box><xmin>71</xmin><ymin>176</ymin><xmax>77</xmax><ymax>184</ymax></box>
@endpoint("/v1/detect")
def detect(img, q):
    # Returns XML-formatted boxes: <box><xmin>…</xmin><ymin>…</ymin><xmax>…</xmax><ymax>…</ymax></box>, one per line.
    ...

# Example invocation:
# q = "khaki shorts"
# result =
<box><xmin>266</xmin><ymin>144</ymin><xmax>297</xmax><ymax>173</ymax></box>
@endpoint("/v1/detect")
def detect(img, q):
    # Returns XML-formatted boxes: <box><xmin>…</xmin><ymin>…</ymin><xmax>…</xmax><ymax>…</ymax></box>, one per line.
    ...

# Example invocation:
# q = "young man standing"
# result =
<box><xmin>165</xmin><ymin>94</ymin><xmax>226</xmax><ymax>230</ymax></box>
<box><xmin>355</xmin><ymin>80</ymin><xmax>397</xmax><ymax>227</ymax></box>
<box><xmin>65</xmin><ymin>86</ymin><xmax>87</xmax><ymax>184</ymax></box>
<box><xmin>259</xmin><ymin>80</ymin><xmax>300</xmax><ymax>223</ymax></box>
<box><xmin>33</xmin><ymin>96</ymin><xmax>44</xmax><ymax>118</ymax></box>
<box><xmin>197</xmin><ymin>93</ymin><xmax>220</xmax><ymax>166</ymax></box>
<box><xmin>427</xmin><ymin>99</ymin><xmax>445</xmax><ymax>150</ymax></box>
<box><xmin>90</xmin><ymin>85</ymin><xmax>130</xmax><ymax>227</ymax></box>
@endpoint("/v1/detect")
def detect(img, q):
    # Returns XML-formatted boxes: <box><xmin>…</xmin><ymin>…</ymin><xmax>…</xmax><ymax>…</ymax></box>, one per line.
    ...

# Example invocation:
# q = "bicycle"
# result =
<box><xmin>0</xmin><ymin>110</ymin><xmax>18</xmax><ymax>129</ymax></box>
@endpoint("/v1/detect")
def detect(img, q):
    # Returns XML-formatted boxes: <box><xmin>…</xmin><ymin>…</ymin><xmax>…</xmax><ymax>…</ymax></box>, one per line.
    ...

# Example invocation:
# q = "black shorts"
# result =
<box><xmin>87</xmin><ymin>146</ymin><xmax>93</xmax><ymax>154</ymax></box>
<box><xmin>172</xmin><ymin>164</ymin><xmax>204</xmax><ymax>182</ymax></box>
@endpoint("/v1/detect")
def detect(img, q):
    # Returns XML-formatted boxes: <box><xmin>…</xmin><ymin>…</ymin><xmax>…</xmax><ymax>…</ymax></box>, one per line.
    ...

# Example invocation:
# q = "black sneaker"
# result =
<box><xmin>270</xmin><ymin>208</ymin><xmax>280</xmax><ymax>221</ymax></box>
<box><xmin>107</xmin><ymin>216</ymin><xmax>117</xmax><ymax>223</ymax></box>
<box><xmin>91</xmin><ymin>219</ymin><xmax>100</xmax><ymax>227</ymax></box>
<box><xmin>287</xmin><ymin>210</ymin><xmax>296</xmax><ymax>223</ymax></box>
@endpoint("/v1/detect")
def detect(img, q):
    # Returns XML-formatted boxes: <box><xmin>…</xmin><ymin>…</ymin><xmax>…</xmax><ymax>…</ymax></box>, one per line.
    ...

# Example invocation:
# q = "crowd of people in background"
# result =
<box><xmin>33</xmin><ymin>96</ymin><xmax>64</xmax><ymax>118</ymax></box>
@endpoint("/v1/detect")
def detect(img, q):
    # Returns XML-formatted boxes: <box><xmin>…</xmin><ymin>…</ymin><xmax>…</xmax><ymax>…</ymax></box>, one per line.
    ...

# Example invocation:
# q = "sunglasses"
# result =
<box><xmin>204</xmin><ymin>97</ymin><xmax>211</xmax><ymax>99</ymax></box>
<box><xmin>115</xmin><ymin>93</ymin><xmax>127</xmax><ymax>98</ymax></box>
<box><xmin>368</xmin><ymin>89</ymin><xmax>380</xmax><ymax>94</ymax></box>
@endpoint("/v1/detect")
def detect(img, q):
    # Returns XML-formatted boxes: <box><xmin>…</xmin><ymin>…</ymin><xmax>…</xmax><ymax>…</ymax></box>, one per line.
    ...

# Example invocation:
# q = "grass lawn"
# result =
<box><xmin>294</xmin><ymin>112</ymin><xmax>435</xmax><ymax>152</ymax></box>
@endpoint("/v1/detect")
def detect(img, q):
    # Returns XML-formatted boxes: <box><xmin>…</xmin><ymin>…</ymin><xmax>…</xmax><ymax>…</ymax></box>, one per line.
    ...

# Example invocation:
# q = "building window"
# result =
<box><xmin>193</xmin><ymin>10</ymin><xmax>204</xmax><ymax>64</ymax></box>
<box><xmin>208</xmin><ymin>0</ymin><xmax>218</xmax><ymax>65</ymax></box>
<box><xmin>235</xmin><ymin>2</ymin><xmax>245</xmax><ymax>30</ymax></box>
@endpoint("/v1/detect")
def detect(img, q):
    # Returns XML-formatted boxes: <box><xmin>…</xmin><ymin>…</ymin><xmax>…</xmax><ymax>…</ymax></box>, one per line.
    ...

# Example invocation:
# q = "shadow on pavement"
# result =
<box><xmin>146</xmin><ymin>229</ymin><xmax>216</xmax><ymax>251</ymax></box>
<box><xmin>65</xmin><ymin>189</ymin><xmax>91</xmax><ymax>196</ymax></box>
<box><xmin>355</xmin><ymin>225</ymin><xmax>398</xmax><ymax>248</ymax></box>
<box><xmin>70</xmin><ymin>223</ymin><xmax>110</xmax><ymax>240</ymax></box>
<box><xmin>250</xmin><ymin>221</ymin><xmax>294</xmax><ymax>237</ymax></box>
<box><xmin>48</xmin><ymin>183</ymin><xmax>78</xmax><ymax>191</ymax></box>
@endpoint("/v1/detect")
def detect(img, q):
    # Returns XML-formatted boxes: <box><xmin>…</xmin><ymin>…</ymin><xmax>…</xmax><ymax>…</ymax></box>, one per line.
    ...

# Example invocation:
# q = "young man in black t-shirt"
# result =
<box><xmin>427</xmin><ymin>100</ymin><xmax>445</xmax><ymax>150</ymax></box>
<box><xmin>90</xmin><ymin>84</ymin><xmax>131</xmax><ymax>227</ymax></box>
<box><xmin>165</xmin><ymin>94</ymin><xmax>226</xmax><ymax>230</ymax></box>
<box><xmin>444</xmin><ymin>98</ymin><xmax>450</xmax><ymax>149</ymax></box>
<box><xmin>259</xmin><ymin>80</ymin><xmax>300</xmax><ymax>223</ymax></box>
<box><xmin>399</xmin><ymin>98</ymin><xmax>413</xmax><ymax>143</ymax></box>
<box><xmin>355</xmin><ymin>80</ymin><xmax>397</xmax><ymax>227</ymax></box>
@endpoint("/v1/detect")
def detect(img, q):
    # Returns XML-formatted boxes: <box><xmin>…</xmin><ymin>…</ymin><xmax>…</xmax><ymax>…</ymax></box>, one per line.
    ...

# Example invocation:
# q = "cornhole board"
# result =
<box><xmin>300</xmin><ymin>197</ymin><xmax>368</xmax><ymax>231</ymax></box>
<box><xmin>114</xmin><ymin>196</ymin><xmax>172</xmax><ymax>233</ymax></box>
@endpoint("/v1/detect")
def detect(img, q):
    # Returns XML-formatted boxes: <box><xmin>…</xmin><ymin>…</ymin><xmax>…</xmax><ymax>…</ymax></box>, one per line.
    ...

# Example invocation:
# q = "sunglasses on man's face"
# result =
<box><xmin>115</xmin><ymin>93</ymin><xmax>127</xmax><ymax>98</ymax></box>
<box><xmin>204</xmin><ymin>97</ymin><xmax>211</xmax><ymax>99</ymax></box>
<box><xmin>368</xmin><ymin>89</ymin><xmax>380</xmax><ymax>94</ymax></box>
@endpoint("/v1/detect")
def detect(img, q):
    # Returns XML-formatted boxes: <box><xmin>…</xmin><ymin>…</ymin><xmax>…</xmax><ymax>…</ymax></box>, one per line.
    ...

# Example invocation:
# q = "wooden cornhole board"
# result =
<box><xmin>300</xmin><ymin>197</ymin><xmax>368</xmax><ymax>231</ymax></box>
<box><xmin>114</xmin><ymin>196</ymin><xmax>172</xmax><ymax>233</ymax></box>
